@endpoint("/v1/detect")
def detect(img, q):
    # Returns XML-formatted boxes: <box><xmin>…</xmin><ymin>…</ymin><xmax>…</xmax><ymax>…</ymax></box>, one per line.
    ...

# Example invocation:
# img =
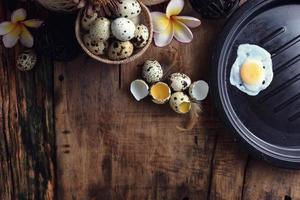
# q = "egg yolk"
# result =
<box><xmin>178</xmin><ymin>102</ymin><xmax>191</xmax><ymax>113</ymax></box>
<box><xmin>240</xmin><ymin>59</ymin><xmax>264</xmax><ymax>85</ymax></box>
<box><xmin>150</xmin><ymin>82</ymin><xmax>170</xmax><ymax>100</ymax></box>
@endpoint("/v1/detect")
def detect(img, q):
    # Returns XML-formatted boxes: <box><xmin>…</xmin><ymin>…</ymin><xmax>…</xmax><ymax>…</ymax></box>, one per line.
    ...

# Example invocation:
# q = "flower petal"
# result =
<box><xmin>166</xmin><ymin>0</ymin><xmax>184</xmax><ymax>18</ymax></box>
<box><xmin>20</xmin><ymin>26</ymin><xmax>33</xmax><ymax>48</ymax></box>
<box><xmin>0</xmin><ymin>22</ymin><xmax>16</xmax><ymax>35</ymax></box>
<box><xmin>151</xmin><ymin>12</ymin><xmax>170</xmax><ymax>33</ymax></box>
<box><xmin>173</xmin><ymin>20</ymin><xmax>193</xmax><ymax>43</ymax></box>
<box><xmin>2</xmin><ymin>25</ymin><xmax>21</xmax><ymax>48</ymax></box>
<box><xmin>154</xmin><ymin>23</ymin><xmax>174</xmax><ymax>47</ymax></box>
<box><xmin>173</xmin><ymin>16</ymin><xmax>201</xmax><ymax>28</ymax></box>
<box><xmin>11</xmin><ymin>8</ymin><xmax>27</xmax><ymax>23</ymax></box>
<box><xmin>23</xmin><ymin>19</ymin><xmax>43</xmax><ymax>28</ymax></box>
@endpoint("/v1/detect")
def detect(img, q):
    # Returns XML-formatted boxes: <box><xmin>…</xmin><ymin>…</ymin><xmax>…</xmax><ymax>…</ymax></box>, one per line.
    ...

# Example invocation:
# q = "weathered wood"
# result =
<box><xmin>54</xmin><ymin>4</ymin><xmax>226</xmax><ymax>199</ymax></box>
<box><xmin>242</xmin><ymin>159</ymin><xmax>300</xmax><ymax>200</ymax></box>
<box><xmin>209</xmin><ymin>131</ymin><xmax>248</xmax><ymax>200</ymax></box>
<box><xmin>0</xmin><ymin>2</ymin><xmax>55</xmax><ymax>199</ymax></box>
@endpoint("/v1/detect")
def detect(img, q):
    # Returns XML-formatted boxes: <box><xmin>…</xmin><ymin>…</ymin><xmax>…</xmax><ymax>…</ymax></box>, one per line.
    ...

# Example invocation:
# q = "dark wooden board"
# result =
<box><xmin>1</xmin><ymin>0</ymin><xmax>300</xmax><ymax>199</ymax></box>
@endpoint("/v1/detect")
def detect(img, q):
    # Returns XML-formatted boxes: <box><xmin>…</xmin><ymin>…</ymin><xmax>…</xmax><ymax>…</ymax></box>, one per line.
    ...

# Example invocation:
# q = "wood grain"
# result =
<box><xmin>0</xmin><ymin>2</ymin><xmax>55</xmax><ymax>199</ymax></box>
<box><xmin>2</xmin><ymin>0</ymin><xmax>300</xmax><ymax>199</ymax></box>
<box><xmin>54</xmin><ymin>4</ymin><xmax>226</xmax><ymax>199</ymax></box>
<box><xmin>242</xmin><ymin>159</ymin><xmax>300</xmax><ymax>200</ymax></box>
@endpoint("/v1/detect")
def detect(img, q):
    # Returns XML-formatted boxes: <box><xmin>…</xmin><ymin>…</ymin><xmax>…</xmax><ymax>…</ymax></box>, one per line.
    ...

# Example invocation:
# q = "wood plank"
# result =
<box><xmin>54</xmin><ymin>3</ymin><xmax>226</xmax><ymax>199</ymax></box>
<box><xmin>209</xmin><ymin>131</ymin><xmax>248</xmax><ymax>200</ymax></box>
<box><xmin>0</xmin><ymin>3</ymin><xmax>55</xmax><ymax>200</ymax></box>
<box><xmin>242</xmin><ymin>159</ymin><xmax>300</xmax><ymax>200</ymax></box>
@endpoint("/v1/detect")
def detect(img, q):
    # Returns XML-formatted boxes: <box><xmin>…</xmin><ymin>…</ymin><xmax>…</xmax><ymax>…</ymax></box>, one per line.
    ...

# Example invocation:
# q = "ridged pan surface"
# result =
<box><xmin>212</xmin><ymin>0</ymin><xmax>300</xmax><ymax>168</ymax></box>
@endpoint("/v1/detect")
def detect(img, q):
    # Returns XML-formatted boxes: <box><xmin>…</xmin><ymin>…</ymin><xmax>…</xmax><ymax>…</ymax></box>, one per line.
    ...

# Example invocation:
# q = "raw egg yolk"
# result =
<box><xmin>178</xmin><ymin>102</ymin><xmax>191</xmax><ymax>113</ymax></box>
<box><xmin>150</xmin><ymin>82</ymin><xmax>170</xmax><ymax>100</ymax></box>
<box><xmin>240</xmin><ymin>59</ymin><xmax>264</xmax><ymax>85</ymax></box>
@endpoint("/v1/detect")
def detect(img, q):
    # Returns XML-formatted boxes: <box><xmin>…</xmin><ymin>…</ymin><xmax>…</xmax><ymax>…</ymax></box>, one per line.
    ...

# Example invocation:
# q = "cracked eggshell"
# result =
<box><xmin>130</xmin><ymin>79</ymin><xmax>149</xmax><ymax>101</ymax></box>
<box><xmin>169</xmin><ymin>73</ymin><xmax>191</xmax><ymax>92</ymax></box>
<box><xmin>169</xmin><ymin>92</ymin><xmax>191</xmax><ymax>114</ymax></box>
<box><xmin>108</xmin><ymin>41</ymin><xmax>134</xmax><ymax>60</ymax></box>
<box><xmin>142</xmin><ymin>60</ymin><xmax>163</xmax><ymax>84</ymax></box>
<box><xmin>189</xmin><ymin>80</ymin><xmax>209</xmax><ymax>101</ymax></box>
<box><xmin>150</xmin><ymin>82</ymin><xmax>171</xmax><ymax>104</ymax></box>
<box><xmin>16</xmin><ymin>50</ymin><xmax>37</xmax><ymax>71</ymax></box>
<box><xmin>83</xmin><ymin>34</ymin><xmax>107</xmax><ymax>56</ymax></box>
<box><xmin>89</xmin><ymin>17</ymin><xmax>110</xmax><ymax>42</ymax></box>
<box><xmin>81</xmin><ymin>12</ymin><xmax>97</xmax><ymax>31</ymax></box>
<box><xmin>132</xmin><ymin>24</ymin><xmax>149</xmax><ymax>48</ymax></box>
<box><xmin>115</xmin><ymin>0</ymin><xmax>142</xmax><ymax>18</ymax></box>
<box><xmin>111</xmin><ymin>17</ymin><xmax>136</xmax><ymax>41</ymax></box>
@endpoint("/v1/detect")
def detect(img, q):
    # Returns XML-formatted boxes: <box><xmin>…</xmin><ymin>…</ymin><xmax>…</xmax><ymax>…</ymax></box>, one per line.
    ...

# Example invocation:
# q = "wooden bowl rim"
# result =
<box><xmin>75</xmin><ymin>1</ymin><xmax>153</xmax><ymax>65</ymax></box>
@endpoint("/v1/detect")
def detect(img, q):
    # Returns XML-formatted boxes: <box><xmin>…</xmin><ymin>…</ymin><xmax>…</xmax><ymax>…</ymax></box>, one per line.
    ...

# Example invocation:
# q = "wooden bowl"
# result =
<box><xmin>140</xmin><ymin>0</ymin><xmax>169</xmax><ymax>6</ymax></box>
<box><xmin>75</xmin><ymin>2</ymin><xmax>153</xmax><ymax>65</ymax></box>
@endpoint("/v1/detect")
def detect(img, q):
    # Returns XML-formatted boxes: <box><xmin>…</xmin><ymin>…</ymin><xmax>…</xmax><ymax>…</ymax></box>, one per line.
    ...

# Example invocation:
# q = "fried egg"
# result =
<box><xmin>230</xmin><ymin>44</ymin><xmax>273</xmax><ymax>96</ymax></box>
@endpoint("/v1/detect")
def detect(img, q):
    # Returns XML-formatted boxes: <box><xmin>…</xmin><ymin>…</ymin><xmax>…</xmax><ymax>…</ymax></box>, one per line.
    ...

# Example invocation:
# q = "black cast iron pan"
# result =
<box><xmin>211</xmin><ymin>0</ymin><xmax>300</xmax><ymax>168</ymax></box>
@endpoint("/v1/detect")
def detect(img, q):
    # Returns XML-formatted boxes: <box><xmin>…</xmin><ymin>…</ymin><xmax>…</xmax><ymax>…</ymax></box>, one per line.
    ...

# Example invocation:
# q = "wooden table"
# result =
<box><xmin>1</xmin><ymin>0</ymin><xmax>300</xmax><ymax>199</ymax></box>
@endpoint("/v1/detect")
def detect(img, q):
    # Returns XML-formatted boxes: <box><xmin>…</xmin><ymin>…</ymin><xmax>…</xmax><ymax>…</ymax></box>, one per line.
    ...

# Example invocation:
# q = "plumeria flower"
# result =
<box><xmin>151</xmin><ymin>0</ymin><xmax>201</xmax><ymax>47</ymax></box>
<box><xmin>0</xmin><ymin>8</ymin><xmax>43</xmax><ymax>48</ymax></box>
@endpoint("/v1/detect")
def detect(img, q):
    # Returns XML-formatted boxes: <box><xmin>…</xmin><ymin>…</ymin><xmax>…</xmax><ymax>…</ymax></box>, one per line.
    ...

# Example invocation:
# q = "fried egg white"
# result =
<box><xmin>230</xmin><ymin>44</ymin><xmax>273</xmax><ymax>96</ymax></box>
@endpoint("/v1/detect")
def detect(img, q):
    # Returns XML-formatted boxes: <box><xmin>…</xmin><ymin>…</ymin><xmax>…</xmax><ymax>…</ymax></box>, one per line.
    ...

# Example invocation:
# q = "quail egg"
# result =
<box><xmin>150</xmin><ymin>82</ymin><xmax>171</xmax><ymax>104</ymax></box>
<box><xmin>169</xmin><ymin>92</ymin><xmax>191</xmax><ymax>114</ymax></box>
<box><xmin>132</xmin><ymin>24</ymin><xmax>149</xmax><ymax>48</ymax></box>
<box><xmin>130</xmin><ymin>16</ymin><xmax>140</xmax><ymax>25</ymax></box>
<box><xmin>83</xmin><ymin>34</ymin><xmax>107</xmax><ymax>56</ymax></box>
<box><xmin>81</xmin><ymin>12</ymin><xmax>97</xmax><ymax>31</ymax></box>
<box><xmin>230</xmin><ymin>44</ymin><xmax>273</xmax><ymax>96</ymax></box>
<box><xmin>108</xmin><ymin>41</ymin><xmax>134</xmax><ymax>60</ymax></box>
<box><xmin>189</xmin><ymin>80</ymin><xmax>209</xmax><ymax>101</ymax></box>
<box><xmin>16</xmin><ymin>50</ymin><xmax>37</xmax><ymax>71</ymax></box>
<box><xmin>130</xmin><ymin>79</ymin><xmax>149</xmax><ymax>101</ymax></box>
<box><xmin>142</xmin><ymin>60</ymin><xmax>163</xmax><ymax>84</ymax></box>
<box><xmin>111</xmin><ymin>17</ymin><xmax>136</xmax><ymax>41</ymax></box>
<box><xmin>89</xmin><ymin>17</ymin><xmax>110</xmax><ymax>42</ymax></box>
<box><xmin>115</xmin><ymin>0</ymin><xmax>141</xmax><ymax>18</ymax></box>
<box><xmin>169</xmin><ymin>73</ymin><xmax>191</xmax><ymax>91</ymax></box>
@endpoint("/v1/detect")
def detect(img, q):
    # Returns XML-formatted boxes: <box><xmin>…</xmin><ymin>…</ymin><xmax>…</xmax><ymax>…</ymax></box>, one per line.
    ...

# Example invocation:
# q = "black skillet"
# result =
<box><xmin>211</xmin><ymin>0</ymin><xmax>300</xmax><ymax>168</ymax></box>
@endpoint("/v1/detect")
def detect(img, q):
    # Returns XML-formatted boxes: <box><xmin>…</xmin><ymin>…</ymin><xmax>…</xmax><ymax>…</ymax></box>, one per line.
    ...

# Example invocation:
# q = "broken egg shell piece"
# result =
<box><xmin>169</xmin><ymin>73</ymin><xmax>191</xmax><ymax>92</ymax></box>
<box><xmin>189</xmin><ymin>80</ymin><xmax>209</xmax><ymax>101</ymax></box>
<box><xmin>150</xmin><ymin>82</ymin><xmax>171</xmax><ymax>104</ymax></box>
<box><xmin>130</xmin><ymin>79</ymin><xmax>149</xmax><ymax>101</ymax></box>
<box><xmin>169</xmin><ymin>92</ymin><xmax>191</xmax><ymax>114</ymax></box>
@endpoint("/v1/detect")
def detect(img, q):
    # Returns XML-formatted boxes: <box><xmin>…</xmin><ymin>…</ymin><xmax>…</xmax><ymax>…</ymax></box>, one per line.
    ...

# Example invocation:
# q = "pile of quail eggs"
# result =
<box><xmin>130</xmin><ymin>60</ymin><xmax>209</xmax><ymax>114</ymax></box>
<box><xmin>80</xmin><ymin>0</ymin><xmax>150</xmax><ymax>61</ymax></box>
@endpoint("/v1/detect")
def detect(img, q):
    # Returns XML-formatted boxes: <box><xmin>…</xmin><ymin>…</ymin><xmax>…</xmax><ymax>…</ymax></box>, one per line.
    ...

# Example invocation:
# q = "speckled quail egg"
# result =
<box><xmin>150</xmin><ymin>82</ymin><xmax>171</xmax><ymax>104</ymax></box>
<box><xmin>111</xmin><ymin>17</ymin><xmax>136</xmax><ymax>41</ymax></box>
<box><xmin>89</xmin><ymin>17</ymin><xmax>110</xmax><ymax>42</ymax></box>
<box><xmin>115</xmin><ymin>0</ymin><xmax>142</xmax><ymax>18</ymax></box>
<box><xmin>132</xmin><ymin>24</ymin><xmax>149</xmax><ymax>48</ymax></box>
<box><xmin>81</xmin><ymin>12</ymin><xmax>97</xmax><ymax>31</ymax></box>
<box><xmin>83</xmin><ymin>34</ymin><xmax>107</xmax><ymax>56</ymax></box>
<box><xmin>108</xmin><ymin>41</ymin><xmax>134</xmax><ymax>60</ymax></box>
<box><xmin>169</xmin><ymin>92</ymin><xmax>191</xmax><ymax>114</ymax></box>
<box><xmin>130</xmin><ymin>16</ymin><xmax>140</xmax><ymax>25</ymax></box>
<box><xmin>142</xmin><ymin>60</ymin><xmax>163</xmax><ymax>84</ymax></box>
<box><xmin>169</xmin><ymin>73</ymin><xmax>191</xmax><ymax>91</ymax></box>
<box><xmin>16</xmin><ymin>50</ymin><xmax>37</xmax><ymax>71</ymax></box>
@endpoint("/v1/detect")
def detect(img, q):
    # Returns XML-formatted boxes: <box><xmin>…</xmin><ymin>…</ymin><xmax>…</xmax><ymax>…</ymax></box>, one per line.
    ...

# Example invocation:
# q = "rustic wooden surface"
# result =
<box><xmin>1</xmin><ymin>0</ymin><xmax>300</xmax><ymax>199</ymax></box>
